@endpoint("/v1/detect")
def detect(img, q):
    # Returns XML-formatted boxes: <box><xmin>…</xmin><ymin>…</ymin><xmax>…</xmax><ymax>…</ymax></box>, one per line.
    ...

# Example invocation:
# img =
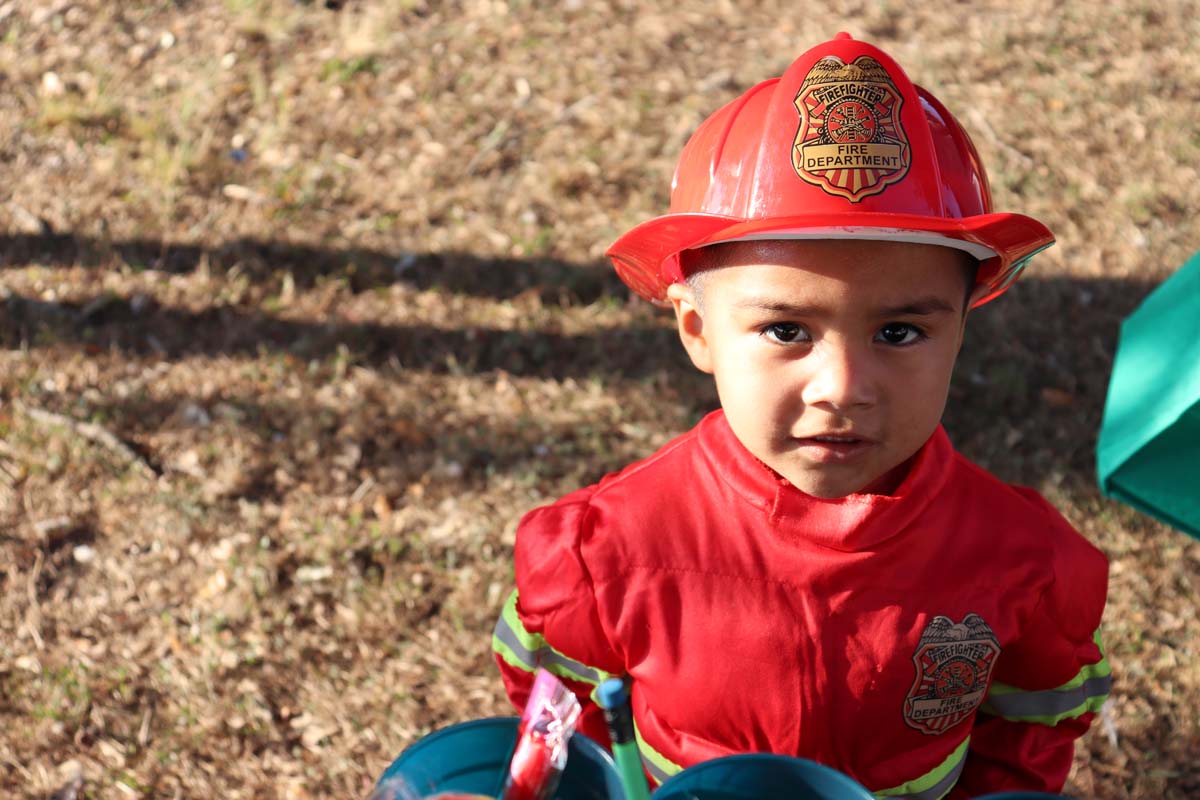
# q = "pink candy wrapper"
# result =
<box><xmin>500</xmin><ymin>669</ymin><xmax>582</xmax><ymax>800</ymax></box>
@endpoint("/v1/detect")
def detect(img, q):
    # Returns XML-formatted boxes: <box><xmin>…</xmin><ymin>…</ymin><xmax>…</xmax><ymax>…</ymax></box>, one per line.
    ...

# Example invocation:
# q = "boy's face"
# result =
<box><xmin>667</xmin><ymin>239</ymin><xmax>978</xmax><ymax>499</ymax></box>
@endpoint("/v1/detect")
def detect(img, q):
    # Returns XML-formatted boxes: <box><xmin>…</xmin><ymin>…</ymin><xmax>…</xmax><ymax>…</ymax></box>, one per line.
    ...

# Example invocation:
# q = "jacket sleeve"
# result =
<box><xmin>492</xmin><ymin>489</ymin><xmax>624</xmax><ymax>748</ymax></box>
<box><xmin>950</xmin><ymin>492</ymin><xmax>1111</xmax><ymax>798</ymax></box>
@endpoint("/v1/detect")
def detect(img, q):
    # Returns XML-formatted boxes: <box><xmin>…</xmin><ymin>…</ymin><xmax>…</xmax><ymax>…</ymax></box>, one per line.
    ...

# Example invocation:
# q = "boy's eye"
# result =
<box><xmin>876</xmin><ymin>323</ymin><xmax>925</xmax><ymax>346</ymax></box>
<box><xmin>762</xmin><ymin>322</ymin><xmax>808</xmax><ymax>344</ymax></box>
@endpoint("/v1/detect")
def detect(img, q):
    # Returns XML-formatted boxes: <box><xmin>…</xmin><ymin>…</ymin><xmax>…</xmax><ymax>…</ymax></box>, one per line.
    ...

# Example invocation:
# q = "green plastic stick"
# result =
<box><xmin>597</xmin><ymin>677</ymin><xmax>652</xmax><ymax>800</ymax></box>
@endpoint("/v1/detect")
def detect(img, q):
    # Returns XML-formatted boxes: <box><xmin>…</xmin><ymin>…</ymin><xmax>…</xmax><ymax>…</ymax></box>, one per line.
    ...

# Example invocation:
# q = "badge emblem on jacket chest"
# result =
<box><xmin>903</xmin><ymin>614</ymin><xmax>1000</xmax><ymax>735</ymax></box>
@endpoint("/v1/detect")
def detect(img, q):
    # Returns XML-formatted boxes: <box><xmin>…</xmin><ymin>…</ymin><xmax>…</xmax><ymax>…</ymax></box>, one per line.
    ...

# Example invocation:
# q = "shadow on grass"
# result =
<box><xmin>946</xmin><ymin>273</ymin><xmax>1160</xmax><ymax>487</ymax></box>
<box><xmin>0</xmin><ymin>288</ymin><xmax>682</xmax><ymax>379</ymax></box>
<box><xmin>0</xmin><ymin>233</ymin><xmax>1168</xmax><ymax>489</ymax></box>
<box><xmin>0</xmin><ymin>232</ymin><xmax>627</xmax><ymax>304</ymax></box>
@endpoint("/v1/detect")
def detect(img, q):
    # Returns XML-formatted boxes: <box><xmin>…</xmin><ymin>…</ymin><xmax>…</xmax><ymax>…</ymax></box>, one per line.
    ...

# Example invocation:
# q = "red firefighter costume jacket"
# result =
<box><xmin>493</xmin><ymin>411</ymin><xmax>1110</xmax><ymax>799</ymax></box>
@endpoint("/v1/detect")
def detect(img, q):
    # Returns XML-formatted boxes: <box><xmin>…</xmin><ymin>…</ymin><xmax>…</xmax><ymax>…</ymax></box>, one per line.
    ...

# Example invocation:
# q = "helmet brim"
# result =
<box><xmin>606</xmin><ymin>211</ymin><xmax>1054</xmax><ymax>308</ymax></box>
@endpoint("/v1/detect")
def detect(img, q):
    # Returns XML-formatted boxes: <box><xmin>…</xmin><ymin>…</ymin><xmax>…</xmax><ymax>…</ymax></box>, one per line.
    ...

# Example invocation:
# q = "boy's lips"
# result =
<box><xmin>793</xmin><ymin>432</ymin><xmax>877</xmax><ymax>463</ymax></box>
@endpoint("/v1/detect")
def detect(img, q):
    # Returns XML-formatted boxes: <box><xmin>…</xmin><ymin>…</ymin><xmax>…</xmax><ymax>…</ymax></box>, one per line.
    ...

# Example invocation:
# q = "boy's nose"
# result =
<box><xmin>799</xmin><ymin>343</ymin><xmax>876</xmax><ymax>411</ymax></box>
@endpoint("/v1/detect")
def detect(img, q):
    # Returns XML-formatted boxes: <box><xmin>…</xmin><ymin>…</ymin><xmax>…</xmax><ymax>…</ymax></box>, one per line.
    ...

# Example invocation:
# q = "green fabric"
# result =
<box><xmin>1105</xmin><ymin>404</ymin><xmax>1200</xmax><ymax>537</ymax></box>
<box><xmin>1097</xmin><ymin>250</ymin><xmax>1200</xmax><ymax>539</ymax></box>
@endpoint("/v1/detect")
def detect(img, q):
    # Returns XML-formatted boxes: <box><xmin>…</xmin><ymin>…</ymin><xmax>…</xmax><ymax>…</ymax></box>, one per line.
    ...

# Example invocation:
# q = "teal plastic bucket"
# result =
<box><xmin>376</xmin><ymin>717</ymin><xmax>624</xmax><ymax>799</ymax></box>
<box><xmin>652</xmin><ymin>754</ymin><xmax>875</xmax><ymax>800</ymax></box>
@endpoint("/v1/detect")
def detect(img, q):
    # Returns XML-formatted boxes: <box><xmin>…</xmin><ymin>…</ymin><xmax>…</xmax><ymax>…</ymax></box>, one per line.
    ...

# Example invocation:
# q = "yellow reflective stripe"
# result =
<box><xmin>989</xmin><ymin>630</ymin><xmax>1111</xmax><ymax>697</ymax></box>
<box><xmin>491</xmin><ymin>589</ymin><xmax>608</xmax><ymax>686</ymax></box>
<box><xmin>873</xmin><ymin>737</ymin><xmax>969</xmax><ymax>800</ymax></box>
<box><xmin>492</xmin><ymin>589</ymin><xmax>542</xmax><ymax>667</ymax></box>
<box><xmin>983</xmin><ymin>629</ymin><xmax>1111</xmax><ymax>725</ymax></box>
<box><xmin>631</xmin><ymin>720</ymin><xmax>683</xmax><ymax>786</ymax></box>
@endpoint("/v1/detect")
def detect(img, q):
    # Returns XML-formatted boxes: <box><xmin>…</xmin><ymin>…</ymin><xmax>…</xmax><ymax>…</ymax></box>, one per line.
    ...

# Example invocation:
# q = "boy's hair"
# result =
<box><xmin>680</xmin><ymin>243</ymin><xmax>981</xmax><ymax>314</ymax></box>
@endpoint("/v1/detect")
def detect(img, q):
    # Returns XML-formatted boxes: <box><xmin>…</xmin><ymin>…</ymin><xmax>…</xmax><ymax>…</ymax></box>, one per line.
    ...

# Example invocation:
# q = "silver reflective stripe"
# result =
<box><xmin>492</xmin><ymin>609</ymin><xmax>603</xmax><ymax>684</ymax></box>
<box><xmin>986</xmin><ymin>674</ymin><xmax>1112</xmax><ymax>719</ymax></box>
<box><xmin>881</xmin><ymin>750</ymin><xmax>967</xmax><ymax>800</ymax></box>
<box><xmin>491</xmin><ymin>611</ymin><xmax>533</xmax><ymax>666</ymax></box>
<box><xmin>638</xmin><ymin>749</ymin><xmax>673</xmax><ymax>786</ymax></box>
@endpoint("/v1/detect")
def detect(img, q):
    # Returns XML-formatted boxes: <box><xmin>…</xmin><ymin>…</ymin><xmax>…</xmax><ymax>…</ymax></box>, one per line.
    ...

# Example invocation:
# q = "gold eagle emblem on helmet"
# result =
<box><xmin>792</xmin><ymin>55</ymin><xmax>911</xmax><ymax>202</ymax></box>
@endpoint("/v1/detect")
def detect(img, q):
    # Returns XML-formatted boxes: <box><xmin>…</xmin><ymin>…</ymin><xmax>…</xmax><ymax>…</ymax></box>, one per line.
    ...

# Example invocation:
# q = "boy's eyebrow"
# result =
<box><xmin>730</xmin><ymin>298</ymin><xmax>827</xmax><ymax>315</ymax></box>
<box><xmin>731</xmin><ymin>296</ymin><xmax>958</xmax><ymax>316</ymax></box>
<box><xmin>874</xmin><ymin>297</ymin><xmax>959</xmax><ymax>317</ymax></box>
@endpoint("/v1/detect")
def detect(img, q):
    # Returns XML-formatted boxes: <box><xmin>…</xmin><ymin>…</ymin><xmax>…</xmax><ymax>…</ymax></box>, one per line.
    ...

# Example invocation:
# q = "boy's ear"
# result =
<box><xmin>666</xmin><ymin>282</ymin><xmax>714</xmax><ymax>374</ymax></box>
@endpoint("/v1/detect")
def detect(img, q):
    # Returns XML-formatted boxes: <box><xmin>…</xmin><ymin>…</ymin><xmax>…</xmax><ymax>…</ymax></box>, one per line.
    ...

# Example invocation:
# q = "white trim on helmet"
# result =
<box><xmin>699</xmin><ymin>227</ymin><xmax>998</xmax><ymax>261</ymax></box>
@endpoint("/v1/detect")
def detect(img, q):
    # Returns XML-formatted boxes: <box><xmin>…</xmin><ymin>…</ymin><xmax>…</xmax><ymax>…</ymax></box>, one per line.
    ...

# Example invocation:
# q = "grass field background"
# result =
<box><xmin>1</xmin><ymin>2</ymin><xmax>1198</xmax><ymax>797</ymax></box>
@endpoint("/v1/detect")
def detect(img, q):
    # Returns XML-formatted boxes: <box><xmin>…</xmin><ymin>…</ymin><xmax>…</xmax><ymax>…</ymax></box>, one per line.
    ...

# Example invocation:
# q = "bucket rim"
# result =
<box><xmin>654</xmin><ymin>752</ymin><xmax>875</xmax><ymax>800</ymax></box>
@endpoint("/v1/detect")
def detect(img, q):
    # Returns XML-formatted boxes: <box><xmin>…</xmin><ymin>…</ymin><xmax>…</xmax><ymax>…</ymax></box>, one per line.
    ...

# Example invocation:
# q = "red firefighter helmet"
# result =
<box><xmin>606</xmin><ymin>32</ymin><xmax>1053</xmax><ymax>308</ymax></box>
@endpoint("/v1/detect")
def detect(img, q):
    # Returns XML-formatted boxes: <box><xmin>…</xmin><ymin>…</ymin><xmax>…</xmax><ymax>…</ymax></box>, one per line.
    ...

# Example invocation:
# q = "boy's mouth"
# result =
<box><xmin>793</xmin><ymin>433</ymin><xmax>875</xmax><ymax>462</ymax></box>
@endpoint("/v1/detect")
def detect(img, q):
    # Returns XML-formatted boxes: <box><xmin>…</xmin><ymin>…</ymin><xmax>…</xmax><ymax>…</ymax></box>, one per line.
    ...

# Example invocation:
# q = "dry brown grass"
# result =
<box><xmin>1</xmin><ymin>1</ymin><xmax>1198</xmax><ymax>798</ymax></box>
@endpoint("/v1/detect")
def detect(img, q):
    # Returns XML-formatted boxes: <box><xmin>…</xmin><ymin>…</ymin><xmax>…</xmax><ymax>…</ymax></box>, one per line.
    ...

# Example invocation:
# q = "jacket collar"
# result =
<box><xmin>697</xmin><ymin>410</ymin><xmax>953</xmax><ymax>552</ymax></box>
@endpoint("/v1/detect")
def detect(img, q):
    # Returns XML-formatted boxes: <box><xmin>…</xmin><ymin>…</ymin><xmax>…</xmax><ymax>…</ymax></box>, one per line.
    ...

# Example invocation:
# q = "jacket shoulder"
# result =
<box><xmin>948</xmin><ymin>452</ymin><xmax>1109</xmax><ymax>642</ymax></box>
<box><xmin>950</xmin><ymin>453</ymin><xmax>1102</xmax><ymax>555</ymax></box>
<box><xmin>514</xmin><ymin>420</ymin><xmax>705</xmax><ymax>598</ymax></box>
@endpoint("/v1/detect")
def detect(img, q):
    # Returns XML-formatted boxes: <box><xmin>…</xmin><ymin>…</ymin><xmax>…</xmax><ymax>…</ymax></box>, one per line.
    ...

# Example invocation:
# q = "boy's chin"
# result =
<box><xmin>790</xmin><ymin>475</ymin><xmax>873</xmax><ymax>499</ymax></box>
<box><xmin>786</xmin><ymin>463</ymin><xmax>906</xmax><ymax>499</ymax></box>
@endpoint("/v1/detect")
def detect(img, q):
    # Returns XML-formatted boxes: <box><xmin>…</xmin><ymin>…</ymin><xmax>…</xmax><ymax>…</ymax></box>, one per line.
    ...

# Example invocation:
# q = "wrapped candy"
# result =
<box><xmin>500</xmin><ymin>669</ymin><xmax>582</xmax><ymax>800</ymax></box>
<box><xmin>369</xmin><ymin>670</ymin><xmax>580</xmax><ymax>800</ymax></box>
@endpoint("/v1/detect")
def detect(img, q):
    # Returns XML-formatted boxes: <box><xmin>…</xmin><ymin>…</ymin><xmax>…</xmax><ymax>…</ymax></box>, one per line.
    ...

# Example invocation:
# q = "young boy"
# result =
<box><xmin>492</xmin><ymin>33</ymin><xmax>1109</xmax><ymax>799</ymax></box>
